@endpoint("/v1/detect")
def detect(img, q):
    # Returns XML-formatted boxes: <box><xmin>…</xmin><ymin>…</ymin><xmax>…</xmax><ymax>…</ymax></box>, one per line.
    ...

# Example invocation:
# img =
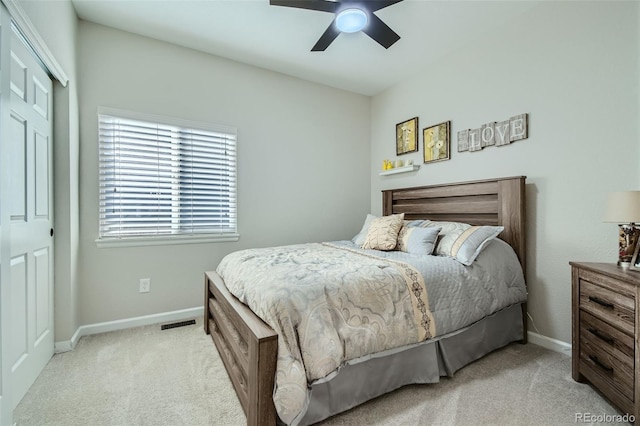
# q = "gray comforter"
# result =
<box><xmin>216</xmin><ymin>239</ymin><xmax>526</xmax><ymax>425</ymax></box>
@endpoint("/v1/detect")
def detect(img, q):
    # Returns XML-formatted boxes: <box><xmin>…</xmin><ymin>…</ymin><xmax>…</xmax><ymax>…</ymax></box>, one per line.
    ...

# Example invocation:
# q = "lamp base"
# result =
<box><xmin>618</xmin><ymin>224</ymin><xmax>640</xmax><ymax>265</ymax></box>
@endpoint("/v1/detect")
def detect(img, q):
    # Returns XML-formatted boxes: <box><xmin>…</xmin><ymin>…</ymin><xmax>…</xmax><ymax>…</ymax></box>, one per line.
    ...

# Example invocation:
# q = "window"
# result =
<box><xmin>97</xmin><ymin>107</ymin><xmax>238</xmax><ymax>247</ymax></box>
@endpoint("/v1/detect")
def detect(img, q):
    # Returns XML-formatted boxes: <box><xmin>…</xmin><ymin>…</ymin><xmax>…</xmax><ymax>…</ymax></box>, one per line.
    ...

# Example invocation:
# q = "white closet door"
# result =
<box><xmin>7</xmin><ymin>29</ymin><xmax>54</xmax><ymax>411</ymax></box>
<box><xmin>0</xmin><ymin>5</ymin><xmax>8</xmax><ymax>423</ymax></box>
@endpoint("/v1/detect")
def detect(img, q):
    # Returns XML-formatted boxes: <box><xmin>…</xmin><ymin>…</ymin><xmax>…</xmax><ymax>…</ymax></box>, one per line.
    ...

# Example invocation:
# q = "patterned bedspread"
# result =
<box><xmin>216</xmin><ymin>240</ymin><xmax>526</xmax><ymax>425</ymax></box>
<box><xmin>216</xmin><ymin>242</ymin><xmax>436</xmax><ymax>425</ymax></box>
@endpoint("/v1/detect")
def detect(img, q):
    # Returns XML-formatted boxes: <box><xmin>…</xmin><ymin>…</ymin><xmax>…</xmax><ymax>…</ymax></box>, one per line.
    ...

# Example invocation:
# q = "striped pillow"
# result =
<box><xmin>421</xmin><ymin>221</ymin><xmax>504</xmax><ymax>265</ymax></box>
<box><xmin>396</xmin><ymin>226</ymin><xmax>441</xmax><ymax>255</ymax></box>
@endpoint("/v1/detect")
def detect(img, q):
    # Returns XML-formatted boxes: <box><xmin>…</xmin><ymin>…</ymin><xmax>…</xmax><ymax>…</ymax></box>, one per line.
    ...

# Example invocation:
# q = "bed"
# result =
<box><xmin>204</xmin><ymin>176</ymin><xmax>527</xmax><ymax>426</ymax></box>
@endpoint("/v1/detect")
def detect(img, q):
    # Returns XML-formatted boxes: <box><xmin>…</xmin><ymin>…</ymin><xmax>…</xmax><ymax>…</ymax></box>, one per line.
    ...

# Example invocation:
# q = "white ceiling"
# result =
<box><xmin>71</xmin><ymin>0</ymin><xmax>538</xmax><ymax>96</ymax></box>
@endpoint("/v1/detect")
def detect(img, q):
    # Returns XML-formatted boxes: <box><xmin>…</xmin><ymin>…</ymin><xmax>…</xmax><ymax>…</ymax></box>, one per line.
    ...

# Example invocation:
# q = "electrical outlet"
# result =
<box><xmin>139</xmin><ymin>278</ymin><xmax>150</xmax><ymax>293</ymax></box>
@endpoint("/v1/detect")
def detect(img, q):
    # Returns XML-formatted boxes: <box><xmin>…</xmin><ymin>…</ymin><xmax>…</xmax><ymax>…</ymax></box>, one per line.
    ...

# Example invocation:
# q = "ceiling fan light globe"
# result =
<box><xmin>335</xmin><ymin>8</ymin><xmax>368</xmax><ymax>33</ymax></box>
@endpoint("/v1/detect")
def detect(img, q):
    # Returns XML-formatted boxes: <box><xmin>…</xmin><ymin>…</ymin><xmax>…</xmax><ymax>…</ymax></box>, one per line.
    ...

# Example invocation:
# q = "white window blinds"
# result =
<box><xmin>98</xmin><ymin>108</ymin><xmax>237</xmax><ymax>241</ymax></box>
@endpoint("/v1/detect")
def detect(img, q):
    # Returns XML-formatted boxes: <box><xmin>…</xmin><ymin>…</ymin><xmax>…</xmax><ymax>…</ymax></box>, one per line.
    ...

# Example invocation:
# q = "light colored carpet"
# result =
<box><xmin>14</xmin><ymin>318</ymin><xmax>625</xmax><ymax>425</ymax></box>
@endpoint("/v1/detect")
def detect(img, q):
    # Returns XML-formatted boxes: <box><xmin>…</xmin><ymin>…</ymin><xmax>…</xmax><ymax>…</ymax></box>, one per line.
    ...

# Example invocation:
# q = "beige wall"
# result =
<box><xmin>370</xmin><ymin>1</ymin><xmax>639</xmax><ymax>344</ymax></box>
<box><xmin>18</xmin><ymin>0</ymin><xmax>80</xmax><ymax>342</ymax></box>
<box><xmin>76</xmin><ymin>21</ymin><xmax>371</xmax><ymax>325</ymax></box>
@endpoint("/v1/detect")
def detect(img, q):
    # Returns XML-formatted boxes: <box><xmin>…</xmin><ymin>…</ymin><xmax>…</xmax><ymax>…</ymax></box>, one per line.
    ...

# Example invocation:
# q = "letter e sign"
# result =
<box><xmin>509</xmin><ymin>114</ymin><xmax>528</xmax><ymax>142</ymax></box>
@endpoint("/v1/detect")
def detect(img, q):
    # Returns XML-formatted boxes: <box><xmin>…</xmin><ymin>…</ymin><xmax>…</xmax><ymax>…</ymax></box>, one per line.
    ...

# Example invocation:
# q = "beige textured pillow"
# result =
<box><xmin>362</xmin><ymin>213</ymin><xmax>405</xmax><ymax>250</ymax></box>
<box><xmin>421</xmin><ymin>220</ymin><xmax>504</xmax><ymax>265</ymax></box>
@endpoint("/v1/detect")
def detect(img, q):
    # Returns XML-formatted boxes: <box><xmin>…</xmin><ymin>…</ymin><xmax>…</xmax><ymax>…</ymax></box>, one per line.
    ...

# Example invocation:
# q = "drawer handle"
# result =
<box><xmin>587</xmin><ymin>328</ymin><xmax>614</xmax><ymax>345</ymax></box>
<box><xmin>589</xmin><ymin>355</ymin><xmax>614</xmax><ymax>373</ymax></box>
<box><xmin>588</xmin><ymin>296</ymin><xmax>614</xmax><ymax>309</ymax></box>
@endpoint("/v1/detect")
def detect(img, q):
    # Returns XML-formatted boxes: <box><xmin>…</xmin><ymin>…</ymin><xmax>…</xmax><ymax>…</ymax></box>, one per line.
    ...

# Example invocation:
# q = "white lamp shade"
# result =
<box><xmin>603</xmin><ymin>191</ymin><xmax>640</xmax><ymax>223</ymax></box>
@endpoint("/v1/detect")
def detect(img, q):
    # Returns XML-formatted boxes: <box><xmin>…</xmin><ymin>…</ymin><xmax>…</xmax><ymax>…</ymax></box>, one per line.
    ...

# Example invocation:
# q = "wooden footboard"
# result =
<box><xmin>204</xmin><ymin>271</ymin><xmax>278</xmax><ymax>426</ymax></box>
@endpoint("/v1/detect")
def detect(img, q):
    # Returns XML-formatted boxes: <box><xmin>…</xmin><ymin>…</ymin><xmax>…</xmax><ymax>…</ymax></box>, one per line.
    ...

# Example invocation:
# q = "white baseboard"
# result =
<box><xmin>54</xmin><ymin>306</ymin><xmax>204</xmax><ymax>353</ymax></box>
<box><xmin>53</xmin><ymin>326</ymin><xmax>82</xmax><ymax>353</ymax></box>
<box><xmin>528</xmin><ymin>331</ymin><xmax>572</xmax><ymax>356</ymax></box>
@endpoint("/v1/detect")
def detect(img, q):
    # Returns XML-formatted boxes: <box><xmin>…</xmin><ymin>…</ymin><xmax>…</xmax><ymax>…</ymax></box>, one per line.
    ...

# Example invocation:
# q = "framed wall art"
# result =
<box><xmin>423</xmin><ymin>121</ymin><xmax>450</xmax><ymax>163</ymax></box>
<box><xmin>396</xmin><ymin>117</ymin><xmax>418</xmax><ymax>155</ymax></box>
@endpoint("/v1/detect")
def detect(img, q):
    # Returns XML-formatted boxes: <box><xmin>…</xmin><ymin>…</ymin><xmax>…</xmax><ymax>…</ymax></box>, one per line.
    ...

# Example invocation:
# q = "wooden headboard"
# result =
<box><xmin>382</xmin><ymin>176</ymin><xmax>526</xmax><ymax>273</ymax></box>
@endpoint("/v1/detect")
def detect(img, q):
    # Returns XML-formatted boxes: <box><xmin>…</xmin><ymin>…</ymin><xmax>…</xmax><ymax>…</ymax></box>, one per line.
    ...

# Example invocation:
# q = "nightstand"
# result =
<box><xmin>571</xmin><ymin>262</ymin><xmax>640</xmax><ymax>419</ymax></box>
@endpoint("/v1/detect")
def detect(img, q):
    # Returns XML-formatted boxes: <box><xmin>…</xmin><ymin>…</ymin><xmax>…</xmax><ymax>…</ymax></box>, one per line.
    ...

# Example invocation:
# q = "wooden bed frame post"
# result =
<box><xmin>204</xmin><ymin>273</ymin><xmax>211</xmax><ymax>335</ymax></box>
<box><xmin>205</xmin><ymin>271</ymin><xmax>278</xmax><ymax>426</ymax></box>
<box><xmin>497</xmin><ymin>177</ymin><xmax>528</xmax><ymax>343</ymax></box>
<box><xmin>382</xmin><ymin>190</ymin><xmax>393</xmax><ymax>217</ymax></box>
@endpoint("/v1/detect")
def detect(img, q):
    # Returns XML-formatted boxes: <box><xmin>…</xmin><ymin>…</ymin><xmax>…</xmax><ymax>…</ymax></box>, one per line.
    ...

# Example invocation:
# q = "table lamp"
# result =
<box><xmin>603</xmin><ymin>191</ymin><xmax>640</xmax><ymax>268</ymax></box>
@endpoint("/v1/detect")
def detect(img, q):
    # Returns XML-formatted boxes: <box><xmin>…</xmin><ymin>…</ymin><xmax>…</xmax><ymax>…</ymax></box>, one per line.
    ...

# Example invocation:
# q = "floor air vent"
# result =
<box><xmin>161</xmin><ymin>319</ymin><xmax>196</xmax><ymax>330</ymax></box>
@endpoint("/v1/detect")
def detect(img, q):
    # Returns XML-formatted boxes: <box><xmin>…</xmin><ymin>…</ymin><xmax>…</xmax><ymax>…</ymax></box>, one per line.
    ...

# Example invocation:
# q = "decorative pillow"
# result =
<box><xmin>420</xmin><ymin>220</ymin><xmax>466</xmax><ymax>236</ymax></box>
<box><xmin>352</xmin><ymin>214</ymin><xmax>376</xmax><ymax>246</ymax></box>
<box><xmin>420</xmin><ymin>221</ymin><xmax>469</xmax><ymax>253</ymax></box>
<box><xmin>362</xmin><ymin>213</ymin><xmax>405</xmax><ymax>250</ymax></box>
<box><xmin>353</xmin><ymin>216</ymin><xmax>422</xmax><ymax>247</ymax></box>
<box><xmin>396</xmin><ymin>226</ymin><xmax>441</xmax><ymax>255</ymax></box>
<box><xmin>437</xmin><ymin>225</ymin><xmax>505</xmax><ymax>265</ymax></box>
<box><xmin>405</xmin><ymin>219</ymin><xmax>426</xmax><ymax>228</ymax></box>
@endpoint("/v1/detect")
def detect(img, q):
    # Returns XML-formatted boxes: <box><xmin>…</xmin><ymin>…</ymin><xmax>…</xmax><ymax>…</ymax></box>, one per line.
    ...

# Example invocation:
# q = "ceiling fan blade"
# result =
<box><xmin>363</xmin><ymin>13</ymin><xmax>400</xmax><ymax>49</ymax></box>
<box><xmin>270</xmin><ymin>0</ymin><xmax>339</xmax><ymax>13</ymax></box>
<box><xmin>311</xmin><ymin>21</ymin><xmax>340</xmax><ymax>51</ymax></box>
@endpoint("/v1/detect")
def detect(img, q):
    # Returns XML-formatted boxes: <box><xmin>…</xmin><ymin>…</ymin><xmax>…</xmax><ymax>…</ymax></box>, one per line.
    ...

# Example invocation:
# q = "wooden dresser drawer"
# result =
<box><xmin>580</xmin><ymin>310</ymin><xmax>634</xmax><ymax>363</ymax></box>
<box><xmin>580</xmin><ymin>335</ymin><xmax>634</xmax><ymax>402</ymax></box>
<box><xmin>579</xmin><ymin>280</ymin><xmax>634</xmax><ymax>335</ymax></box>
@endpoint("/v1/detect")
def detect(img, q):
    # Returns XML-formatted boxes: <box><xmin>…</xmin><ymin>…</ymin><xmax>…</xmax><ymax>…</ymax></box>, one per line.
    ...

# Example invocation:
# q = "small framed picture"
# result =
<box><xmin>396</xmin><ymin>117</ymin><xmax>418</xmax><ymax>155</ymax></box>
<box><xmin>423</xmin><ymin>121</ymin><xmax>451</xmax><ymax>163</ymax></box>
<box><xmin>631</xmin><ymin>241</ymin><xmax>640</xmax><ymax>271</ymax></box>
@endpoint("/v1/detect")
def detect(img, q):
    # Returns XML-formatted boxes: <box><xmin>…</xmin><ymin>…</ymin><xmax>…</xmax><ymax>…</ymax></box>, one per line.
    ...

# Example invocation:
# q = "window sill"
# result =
<box><xmin>95</xmin><ymin>233</ymin><xmax>240</xmax><ymax>249</ymax></box>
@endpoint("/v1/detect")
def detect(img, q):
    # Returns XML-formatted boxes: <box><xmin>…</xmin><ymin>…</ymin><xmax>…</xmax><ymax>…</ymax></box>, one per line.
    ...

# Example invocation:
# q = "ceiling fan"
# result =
<box><xmin>270</xmin><ymin>0</ymin><xmax>404</xmax><ymax>52</ymax></box>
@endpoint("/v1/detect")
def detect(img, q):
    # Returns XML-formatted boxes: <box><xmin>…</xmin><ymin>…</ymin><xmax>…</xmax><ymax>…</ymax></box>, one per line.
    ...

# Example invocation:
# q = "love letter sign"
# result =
<box><xmin>457</xmin><ymin>113</ymin><xmax>528</xmax><ymax>152</ymax></box>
